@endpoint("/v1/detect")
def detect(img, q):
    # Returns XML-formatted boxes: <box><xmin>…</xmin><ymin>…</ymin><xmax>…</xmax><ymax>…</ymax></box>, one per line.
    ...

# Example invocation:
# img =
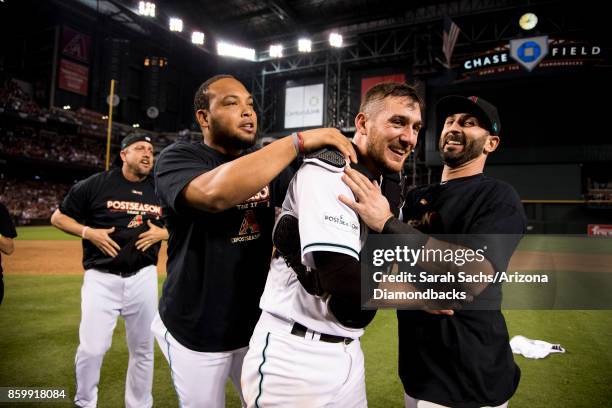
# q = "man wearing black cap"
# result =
<box><xmin>51</xmin><ymin>134</ymin><xmax>168</xmax><ymax>408</ymax></box>
<box><xmin>340</xmin><ymin>95</ymin><xmax>526</xmax><ymax>407</ymax></box>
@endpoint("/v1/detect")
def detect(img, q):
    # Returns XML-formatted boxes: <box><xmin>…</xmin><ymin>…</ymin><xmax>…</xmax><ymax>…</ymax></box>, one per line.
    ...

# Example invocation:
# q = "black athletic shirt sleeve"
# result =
<box><xmin>0</xmin><ymin>202</ymin><xmax>17</xmax><ymax>276</ymax></box>
<box><xmin>0</xmin><ymin>203</ymin><xmax>17</xmax><ymax>239</ymax></box>
<box><xmin>154</xmin><ymin>142</ymin><xmax>217</xmax><ymax>213</ymax></box>
<box><xmin>59</xmin><ymin>176</ymin><xmax>96</xmax><ymax>222</ymax></box>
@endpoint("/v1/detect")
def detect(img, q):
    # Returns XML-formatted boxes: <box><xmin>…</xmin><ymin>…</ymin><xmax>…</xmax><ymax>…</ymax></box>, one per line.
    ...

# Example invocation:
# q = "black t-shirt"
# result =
<box><xmin>0</xmin><ymin>203</ymin><xmax>17</xmax><ymax>275</ymax></box>
<box><xmin>154</xmin><ymin>141</ymin><xmax>292</xmax><ymax>352</ymax></box>
<box><xmin>398</xmin><ymin>173</ymin><xmax>526</xmax><ymax>408</ymax></box>
<box><xmin>59</xmin><ymin>168</ymin><xmax>163</xmax><ymax>273</ymax></box>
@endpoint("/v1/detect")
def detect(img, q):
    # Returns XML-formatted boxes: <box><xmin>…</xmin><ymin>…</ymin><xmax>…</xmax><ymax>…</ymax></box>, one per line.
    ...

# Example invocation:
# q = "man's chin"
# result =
<box><xmin>228</xmin><ymin>133</ymin><xmax>256</xmax><ymax>150</ymax></box>
<box><xmin>137</xmin><ymin>168</ymin><xmax>152</xmax><ymax>177</ymax></box>
<box><xmin>441</xmin><ymin>153</ymin><xmax>460</xmax><ymax>168</ymax></box>
<box><xmin>379</xmin><ymin>157</ymin><xmax>405</xmax><ymax>174</ymax></box>
<box><xmin>441</xmin><ymin>152</ymin><xmax>474</xmax><ymax>169</ymax></box>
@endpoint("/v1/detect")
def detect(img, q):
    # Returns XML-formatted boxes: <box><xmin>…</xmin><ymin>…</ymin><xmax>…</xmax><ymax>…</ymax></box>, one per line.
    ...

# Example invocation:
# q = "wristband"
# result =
<box><xmin>81</xmin><ymin>226</ymin><xmax>90</xmax><ymax>239</ymax></box>
<box><xmin>297</xmin><ymin>131</ymin><xmax>305</xmax><ymax>154</ymax></box>
<box><xmin>291</xmin><ymin>132</ymin><xmax>306</xmax><ymax>157</ymax></box>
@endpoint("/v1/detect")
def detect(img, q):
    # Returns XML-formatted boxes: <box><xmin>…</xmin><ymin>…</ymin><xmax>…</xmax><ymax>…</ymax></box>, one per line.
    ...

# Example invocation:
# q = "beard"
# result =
<box><xmin>210</xmin><ymin>116</ymin><xmax>256</xmax><ymax>152</ymax></box>
<box><xmin>367</xmin><ymin>137</ymin><xmax>407</xmax><ymax>174</ymax></box>
<box><xmin>125</xmin><ymin>160</ymin><xmax>152</xmax><ymax>179</ymax></box>
<box><xmin>440</xmin><ymin>135</ymin><xmax>486</xmax><ymax>168</ymax></box>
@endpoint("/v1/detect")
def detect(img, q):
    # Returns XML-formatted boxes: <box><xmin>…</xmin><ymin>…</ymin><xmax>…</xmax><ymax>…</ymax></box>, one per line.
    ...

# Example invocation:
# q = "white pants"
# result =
<box><xmin>241</xmin><ymin>312</ymin><xmax>367</xmax><ymax>408</ymax></box>
<box><xmin>404</xmin><ymin>393</ymin><xmax>509</xmax><ymax>408</ymax></box>
<box><xmin>151</xmin><ymin>312</ymin><xmax>247</xmax><ymax>408</ymax></box>
<box><xmin>74</xmin><ymin>266</ymin><xmax>157</xmax><ymax>408</ymax></box>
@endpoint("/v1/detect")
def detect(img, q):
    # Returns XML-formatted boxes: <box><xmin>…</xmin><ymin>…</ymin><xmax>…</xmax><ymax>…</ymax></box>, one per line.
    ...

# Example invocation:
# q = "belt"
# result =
<box><xmin>290</xmin><ymin>322</ymin><xmax>354</xmax><ymax>345</ymax></box>
<box><xmin>99</xmin><ymin>268</ymin><xmax>140</xmax><ymax>278</ymax></box>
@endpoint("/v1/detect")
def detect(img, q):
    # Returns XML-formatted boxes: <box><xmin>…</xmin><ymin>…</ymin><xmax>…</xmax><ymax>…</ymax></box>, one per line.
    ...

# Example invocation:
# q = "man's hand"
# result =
<box><xmin>136</xmin><ymin>220</ymin><xmax>169</xmax><ymax>252</ymax></box>
<box><xmin>338</xmin><ymin>166</ymin><xmax>394</xmax><ymax>232</ymax></box>
<box><xmin>84</xmin><ymin>227</ymin><xmax>120</xmax><ymax>257</ymax></box>
<box><xmin>300</xmin><ymin>128</ymin><xmax>357</xmax><ymax>164</ymax></box>
<box><xmin>423</xmin><ymin>309</ymin><xmax>455</xmax><ymax>316</ymax></box>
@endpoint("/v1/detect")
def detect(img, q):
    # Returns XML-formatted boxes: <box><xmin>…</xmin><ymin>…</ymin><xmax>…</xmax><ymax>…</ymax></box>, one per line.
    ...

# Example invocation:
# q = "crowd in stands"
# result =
<box><xmin>0</xmin><ymin>77</ymin><xmax>42</xmax><ymax>116</ymax></box>
<box><xmin>0</xmin><ymin>178</ymin><xmax>71</xmax><ymax>226</ymax></box>
<box><xmin>0</xmin><ymin>125</ymin><xmax>110</xmax><ymax>168</ymax></box>
<box><xmin>587</xmin><ymin>180</ymin><xmax>612</xmax><ymax>202</ymax></box>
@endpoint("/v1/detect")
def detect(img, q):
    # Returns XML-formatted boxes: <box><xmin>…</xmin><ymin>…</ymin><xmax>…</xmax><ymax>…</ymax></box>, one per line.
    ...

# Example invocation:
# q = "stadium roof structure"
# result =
<box><xmin>69</xmin><ymin>0</ymin><xmax>580</xmax><ymax>61</ymax></box>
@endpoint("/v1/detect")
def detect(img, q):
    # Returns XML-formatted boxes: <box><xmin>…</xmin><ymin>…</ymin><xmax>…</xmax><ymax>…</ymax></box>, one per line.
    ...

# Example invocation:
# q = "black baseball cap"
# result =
<box><xmin>436</xmin><ymin>95</ymin><xmax>501</xmax><ymax>135</ymax></box>
<box><xmin>121</xmin><ymin>134</ymin><xmax>153</xmax><ymax>149</ymax></box>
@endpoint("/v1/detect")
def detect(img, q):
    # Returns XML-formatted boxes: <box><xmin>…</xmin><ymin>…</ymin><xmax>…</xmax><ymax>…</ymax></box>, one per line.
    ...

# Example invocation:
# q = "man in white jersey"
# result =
<box><xmin>241</xmin><ymin>82</ymin><xmax>424</xmax><ymax>407</ymax></box>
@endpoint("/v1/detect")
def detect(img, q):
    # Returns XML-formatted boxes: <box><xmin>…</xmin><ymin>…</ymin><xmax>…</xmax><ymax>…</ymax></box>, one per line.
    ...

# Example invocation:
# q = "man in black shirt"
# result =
<box><xmin>51</xmin><ymin>134</ymin><xmax>168</xmax><ymax>408</ymax></box>
<box><xmin>151</xmin><ymin>74</ymin><xmax>357</xmax><ymax>407</ymax></box>
<box><xmin>340</xmin><ymin>95</ymin><xmax>525</xmax><ymax>408</ymax></box>
<box><xmin>0</xmin><ymin>202</ymin><xmax>17</xmax><ymax>305</ymax></box>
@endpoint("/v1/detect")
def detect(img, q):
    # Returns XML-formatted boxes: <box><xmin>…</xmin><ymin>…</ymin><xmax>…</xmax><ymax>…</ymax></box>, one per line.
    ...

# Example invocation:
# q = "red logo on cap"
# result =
<box><xmin>468</xmin><ymin>96</ymin><xmax>478</xmax><ymax>103</ymax></box>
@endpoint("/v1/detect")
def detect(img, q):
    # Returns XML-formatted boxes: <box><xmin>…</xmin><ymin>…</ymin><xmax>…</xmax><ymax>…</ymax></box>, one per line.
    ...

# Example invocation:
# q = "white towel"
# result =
<box><xmin>510</xmin><ymin>335</ymin><xmax>566</xmax><ymax>359</ymax></box>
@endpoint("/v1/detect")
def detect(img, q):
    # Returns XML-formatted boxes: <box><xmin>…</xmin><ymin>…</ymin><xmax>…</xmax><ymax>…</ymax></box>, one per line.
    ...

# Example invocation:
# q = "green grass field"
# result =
<box><xmin>14</xmin><ymin>226</ymin><xmax>79</xmax><ymax>241</ymax></box>
<box><xmin>1</xmin><ymin>227</ymin><xmax>611</xmax><ymax>407</ymax></box>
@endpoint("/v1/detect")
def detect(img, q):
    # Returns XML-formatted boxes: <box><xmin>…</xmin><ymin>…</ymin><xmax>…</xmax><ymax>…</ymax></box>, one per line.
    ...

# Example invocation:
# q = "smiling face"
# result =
<box><xmin>196</xmin><ymin>77</ymin><xmax>257</xmax><ymax>152</ymax></box>
<box><xmin>121</xmin><ymin>141</ymin><xmax>154</xmax><ymax>179</ymax></box>
<box><xmin>359</xmin><ymin>96</ymin><xmax>422</xmax><ymax>174</ymax></box>
<box><xmin>439</xmin><ymin>113</ymin><xmax>493</xmax><ymax>168</ymax></box>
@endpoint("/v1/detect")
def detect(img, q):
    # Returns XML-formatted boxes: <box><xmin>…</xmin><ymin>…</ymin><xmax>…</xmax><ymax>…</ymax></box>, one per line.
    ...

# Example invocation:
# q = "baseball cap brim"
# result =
<box><xmin>436</xmin><ymin>95</ymin><xmax>495</xmax><ymax>135</ymax></box>
<box><xmin>121</xmin><ymin>134</ymin><xmax>153</xmax><ymax>150</ymax></box>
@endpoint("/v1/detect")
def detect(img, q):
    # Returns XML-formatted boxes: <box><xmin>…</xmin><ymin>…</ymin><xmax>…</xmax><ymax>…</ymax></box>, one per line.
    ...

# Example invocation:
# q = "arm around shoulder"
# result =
<box><xmin>180</xmin><ymin>136</ymin><xmax>298</xmax><ymax>213</ymax></box>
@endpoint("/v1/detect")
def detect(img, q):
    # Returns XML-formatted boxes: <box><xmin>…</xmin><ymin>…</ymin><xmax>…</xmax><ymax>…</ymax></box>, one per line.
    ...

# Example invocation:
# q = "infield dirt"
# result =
<box><xmin>4</xmin><ymin>241</ymin><xmax>610</xmax><ymax>275</ymax></box>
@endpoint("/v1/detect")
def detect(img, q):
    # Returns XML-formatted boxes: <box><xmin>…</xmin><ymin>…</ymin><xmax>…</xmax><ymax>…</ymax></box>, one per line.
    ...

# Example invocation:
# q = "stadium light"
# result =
<box><xmin>269</xmin><ymin>44</ymin><xmax>283</xmax><ymax>58</ymax></box>
<box><xmin>63</xmin><ymin>105</ymin><xmax>71</xmax><ymax>110</ymax></box>
<box><xmin>298</xmin><ymin>38</ymin><xmax>312</xmax><ymax>53</ymax></box>
<box><xmin>192</xmin><ymin>31</ymin><xmax>205</xmax><ymax>45</ymax></box>
<box><xmin>138</xmin><ymin>1</ymin><xmax>155</xmax><ymax>17</ymax></box>
<box><xmin>329</xmin><ymin>32</ymin><xmax>343</xmax><ymax>47</ymax></box>
<box><xmin>169</xmin><ymin>18</ymin><xmax>183</xmax><ymax>32</ymax></box>
<box><xmin>132</xmin><ymin>123</ymin><xmax>140</xmax><ymax>128</ymax></box>
<box><xmin>217</xmin><ymin>41</ymin><xmax>256</xmax><ymax>61</ymax></box>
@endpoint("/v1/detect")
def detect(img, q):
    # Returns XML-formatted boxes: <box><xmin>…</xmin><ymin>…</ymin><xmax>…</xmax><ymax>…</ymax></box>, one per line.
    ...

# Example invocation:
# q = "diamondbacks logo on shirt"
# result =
<box><xmin>231</xmin><ymin>210</ymin><xmax>261</xmax><ymax>243</ymax></box>
<box><xmin>239</xmin><ymin>210</ymin><xmax>261</xmax><ymax>235</ymax></box>
<box><xmin>127</xmin><ymin>214</ymin><xmax>144</xmax><ymax>228</ymax></box>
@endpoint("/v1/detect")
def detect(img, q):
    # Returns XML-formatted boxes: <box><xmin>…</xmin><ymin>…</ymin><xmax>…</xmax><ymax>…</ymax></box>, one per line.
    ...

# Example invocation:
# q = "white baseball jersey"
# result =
<box><xmin>259</xmin><ymin>156</ymin><xmax>367</xmax><ymax>339</ymax></box>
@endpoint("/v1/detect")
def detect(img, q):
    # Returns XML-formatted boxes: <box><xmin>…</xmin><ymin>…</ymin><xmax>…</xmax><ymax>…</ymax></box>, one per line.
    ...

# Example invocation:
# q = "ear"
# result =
<box><xmin>196</xmin><ymin>109</ymin><xmax>210</xmax><ymax>129</ymax></box>
<box><xmin>119</xmin><ymin>149</ymin><xmax>127</xmax><ymax>162</ymax></box>
<box><xmin>484</xmin><ymin>135</ymin><xmax>500</xmax><ymax>153</ymax></box>
<box><xmin>355</xmin><ymin>112</ymin><xmax>368</xmax><ymax>135</ymax></box>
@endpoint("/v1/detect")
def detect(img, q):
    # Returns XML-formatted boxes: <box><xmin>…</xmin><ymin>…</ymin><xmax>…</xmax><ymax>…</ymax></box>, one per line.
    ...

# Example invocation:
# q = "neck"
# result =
<box><xmin>352</xmin><ymin>134</ymin><xmax>382</xmax><ymax>178</ymax></box>
<box><xmin>441</xmin><ymin>155</ymin><xmax>486</xmax><ymax>182</ymax></box>
<box><xmin>121</xmin><ymin>165</ymin><xmax>146</xmax><ymax>182</ymax></box>
<box><xmin>203</xmin><ymin>133</ymin><xmax>242</xmax><ymax>156</ymax></box>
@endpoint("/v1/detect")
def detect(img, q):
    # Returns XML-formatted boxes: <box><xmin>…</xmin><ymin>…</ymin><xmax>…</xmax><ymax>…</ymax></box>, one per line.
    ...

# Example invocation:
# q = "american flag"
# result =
<box><xmin>442</xmin><ymin>16</ymin><xmax>461</xmax><ymax>68</ymax></box>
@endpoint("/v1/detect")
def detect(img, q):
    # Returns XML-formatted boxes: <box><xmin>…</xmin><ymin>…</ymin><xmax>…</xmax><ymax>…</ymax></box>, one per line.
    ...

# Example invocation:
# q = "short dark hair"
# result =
<box><xmin>193</xmin><ymin>74</ymin><xmax>235</xmax><ymax>113</ymax></box>
<box><xmin>359</xmin><ymin>82</ymin><xmax>423</xmax><ymax>115</ymax></box>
